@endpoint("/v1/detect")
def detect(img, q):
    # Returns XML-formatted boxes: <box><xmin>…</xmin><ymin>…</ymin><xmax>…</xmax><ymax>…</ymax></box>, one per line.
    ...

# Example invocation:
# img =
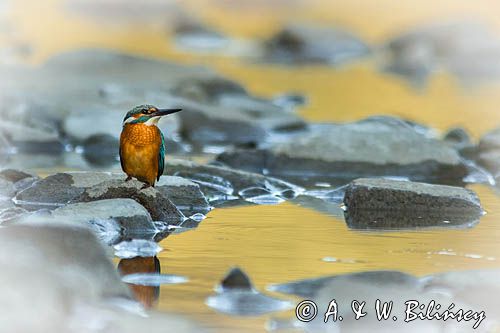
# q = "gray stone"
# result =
<box><xmin>217</xmin><ymin>117</ymin><xmax>468</xmax><ymax>185</ymax></box>
<box><xmin>477</xmin><ymin>150</ymin><xmax>500</xmax><ymax>176</ymax></box>
<box><xmin>343</xmin><ymin>178</ymin><xmax>483</xmax><ymax>229</ymax></box>
<box><xmin>263</xmin><ymin>24</ymin><xmax>370</xmax><ymax>65</ymax></box>
<box><xmin>164</xmin><ymin>159</ymin><xmax>302</xmax><ymax>204</ymax></box>
<box><xmin>52</xmin><ymin>198</ymin><xmax>156</xmax><ymax>233</ymax></box>
<box><xmin>443</xmin><ymin>127</ymin><xmax>472</xmax><ymax>149</ymax></box>
<box><xmin>73</xmin><ymin>179</ymin><xmax>185</xmax><ymax>224</ymax></box>
<box><xmin>156</xmin><ymin>176</ymin><xmax>210</xmax><ymax>215</ymax></box>
<box><xmin>479</xmin><ymin>127</ymin><xmax>500</xmax><ymax>152</ymax></box>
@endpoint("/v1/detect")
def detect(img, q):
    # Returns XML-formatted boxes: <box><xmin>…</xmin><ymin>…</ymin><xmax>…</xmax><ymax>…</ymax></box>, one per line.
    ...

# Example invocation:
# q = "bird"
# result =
<box><xmin>119</xmin><ymin>104</ymin><xmax>182</xmax><ymax>188</ymax></box>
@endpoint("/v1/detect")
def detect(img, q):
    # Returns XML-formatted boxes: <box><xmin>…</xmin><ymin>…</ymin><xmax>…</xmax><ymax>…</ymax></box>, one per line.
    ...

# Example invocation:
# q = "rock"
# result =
<box><xmin>52</xmin><ymin>198</ymin><xmax>157</xmax><ymax>234</ymax></box>
<box><xmin>0</xmin><ymin>224</ymin><xmax>130</xmax><ymax>299</ymax></box>
<box><xmin>479</xmin><ymin>127</ymin><xmax>500</xmax><ymax>152</ymax></box>
<box><xmin>163</xmin><ymin>159</ymin><xmax>302</xmax><ymax>205</ymax></box>
<box><xmin>176</xmin><ymin>97</ymin><xmax>305</xmax><ymax>146</ymax></box>
<box><xmin>73</xmin><ymin>179</ymin><xmax>185</xmax><ymax>224</ymax></box>
<box><xmin>0</xmin><ymin>177</ymin><xmax>15</xmax><ymax>198</ymax></box>
<box><xmin>114</xmin><ymin>239</ymin><xmax>163</xmax><ymax>259</ymax></box>
<box><xmin>206</xmin><ymin>267</ymin><xmax>293</xmax><ymax>316</ymax></box>
<box><xmin>173</xmin><ymin>17</ymin><xmax>229</xmax><ymax>52</ymax></box>
<box><xmin>81</xmin><ymin>133</ymin><xmax>120</xmax><ymax>167</ymax></box>
<box><xmin>477</xmin><ymin>151</ymin><xmax>500</xmax><ymax>176</ymax></box>
<box><xmin>443</xmin><ymin>127</ymin><xmax>472</xmax><ymax>149</ymax></box>
<box><xmin>155</xmin><ymin>176</ymin><xmax>211</xmax><ymax>215</ymax></box>
<box><xmin>171</xmin><ymin>76</ymin><xmax>247</xmax><ymax>104</ymax></box>
<box><xmin>382</xmin><ymin>22</ymin><xmax>500</xmax><ymax>85</ymax></box>
<box><xmin>0</xmin><ymin>223</ymin><xmax>200</xmax><ymax>332</ymax></box>
<box><xmin>0</xmin><ymin>168</ymin><xmax>39</xmax><ymax>195</ymax></box>
<box><xmin>217</xmin><ymin>117</ymin><xmax>468</xmax><ymax>185</ymax></box>
<box><xmin>343</xmin><ymin>178</ymin><xmax>483</xmax><ymax>229</ymax></box>
<box><xmin>263</xmin><ymin>24</ymin><xmax>370</xmax><ymax>65</ymax></box>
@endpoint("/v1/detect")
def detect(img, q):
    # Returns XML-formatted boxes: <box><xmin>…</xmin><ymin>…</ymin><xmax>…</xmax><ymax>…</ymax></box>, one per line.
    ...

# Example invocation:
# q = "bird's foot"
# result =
<box><xmin>140</xmin><ymin>183</ymin><xmax>152</xmax><ymax>190</ymax></box>
<box><xmin>125</xmin><ymin>176</ymin><xmax>132</xmax><ymax>182</ymax></box>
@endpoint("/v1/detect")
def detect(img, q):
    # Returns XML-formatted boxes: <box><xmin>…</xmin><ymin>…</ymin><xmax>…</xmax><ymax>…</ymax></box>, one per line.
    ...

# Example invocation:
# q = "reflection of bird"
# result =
<box><xmin>120</xmin><ymin>105</ymin><xmax>182</xmax><ymax>188</ymax></box>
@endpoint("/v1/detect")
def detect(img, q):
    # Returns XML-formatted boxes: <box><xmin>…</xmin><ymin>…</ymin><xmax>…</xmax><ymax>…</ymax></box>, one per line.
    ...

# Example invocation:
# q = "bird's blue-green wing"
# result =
<box><xmin>157</xmin><ymin>131</ymin><xmax>165</xmax><ymax>181</ymax></box>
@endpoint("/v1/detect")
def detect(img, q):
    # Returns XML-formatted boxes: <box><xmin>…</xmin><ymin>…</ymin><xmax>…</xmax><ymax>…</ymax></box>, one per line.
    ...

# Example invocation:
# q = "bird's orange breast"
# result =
<box><xmin>120</xmin><ymin>124</ymin><xmax>162</xmax><ymax>185</ymax></box>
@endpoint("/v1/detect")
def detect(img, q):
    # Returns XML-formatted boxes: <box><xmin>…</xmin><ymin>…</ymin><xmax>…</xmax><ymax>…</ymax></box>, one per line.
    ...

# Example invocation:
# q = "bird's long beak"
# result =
<box><xmin>154</xmin><ymin>108</ymin><xmax>182</xmax><ymax>117</ymax></box>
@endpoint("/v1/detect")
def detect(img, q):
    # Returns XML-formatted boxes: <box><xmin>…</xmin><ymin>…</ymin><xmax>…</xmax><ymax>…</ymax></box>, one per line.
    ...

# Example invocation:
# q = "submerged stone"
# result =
<box><xmin>263</xmin><ymin>24</ymin><xmax>370</xmax><ymax>65</ymax></box>
<box><xmin>343</xmin><ymin>178</ymin><xmax>483</xmax><ymax>230</ymax></box>
<box><xmin>217</xmin><ymin>117</ymin><xmax>468</xmax><ymax>185</ymax></box>
<box><xmin>163</xmin><ymin>159</ymin><xmax>302</xmax><ymax>205</ymax></box>
<box><xmin>206</xmin><ymin>267</ymin><xmax>293</xmax><ymax>316</ymax></box>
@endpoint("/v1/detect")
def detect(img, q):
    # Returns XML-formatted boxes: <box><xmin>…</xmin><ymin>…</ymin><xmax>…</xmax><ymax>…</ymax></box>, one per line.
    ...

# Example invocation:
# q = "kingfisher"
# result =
<box><xmin>120</xmin><ymin>105</ymin><xmax>182</xmax><ymax>188</ymax></box>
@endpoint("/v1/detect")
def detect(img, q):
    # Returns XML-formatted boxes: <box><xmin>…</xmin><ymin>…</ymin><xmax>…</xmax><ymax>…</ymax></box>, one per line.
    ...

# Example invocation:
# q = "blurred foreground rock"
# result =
<box><xmin>268</xmin><ymin>269</ymin><xmax>498</xmax><ymax>332</ymax></box>
<box><xmin>0</xmin><ymin>223</ymin><xmax>201</xmax><ymax>332</ymax></box>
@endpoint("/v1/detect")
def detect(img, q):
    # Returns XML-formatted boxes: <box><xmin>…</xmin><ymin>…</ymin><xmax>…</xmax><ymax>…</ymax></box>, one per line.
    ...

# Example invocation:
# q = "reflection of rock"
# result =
<box><xmin>164</xmin><ymin>159</ymin><xmax>302</xmax><ymax>205</ymax></box>
<box><xmin>382</xmin><ymin>22</ymin><xmax>500</xmax><ymax>85</ymax></box>
<box><xmin>343</xmin><ymin>178</ymin><xmax>483</xmax><ymax>230</ymax></box>
<box><xmin>263</xmin><ymin>24</ymin><xmax>370</xmax><ymax>65</ymax></box>
<box><xmin>119</xmin><ymin>256</ymin><xmax>160</xmax><ymax>309</ymax></box>
<box><xmin>206</xmin><ymin>267</ymin><xmax>293</xmax><ymax>316</ymax></box>
<box><xmin>217</xmin><ymin>117</ymin><xmax>467</xmax><ymax>185</ymax></box>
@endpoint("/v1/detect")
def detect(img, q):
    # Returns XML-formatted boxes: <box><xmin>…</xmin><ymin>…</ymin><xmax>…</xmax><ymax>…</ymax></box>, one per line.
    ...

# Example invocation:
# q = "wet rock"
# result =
<box><xmin>217</xmin><ymin>117</ymin><xmax>468</xmax><ymax>185</ymax></box>
<box><xmin>382</xmin><ymin>22</ymin><xmax>500</xmax><ymax>85</ymax></box>
<box><xmin>164</xmin><ymin>159</ymin><xmax>302</xmax><ymax>205</ymax></box>
<box><xmin>171</xmin><ymin>76</ymin><xmax>247</xmax><ymax>104</ymax></box>
<box><xmin>73</xmin><ymin>179</ymin><xmax>185</xmax><ymax>224</ymax></box>
<box><xmin>0</xmin><ymin>177</ymin><xmax>15</xmax><ymax>198</ymax></box>
<box><xmin>155</xmin><ymin>176</ymin><xmax>211</xmax><ymax>215</ymax></box>
<box><xmin>52</xmin><ymin>198</ymin><xmax>157</xmax><ymax>234</ymax></box>
<box><xmin>206</xmin><ymin>267</ymin><xmax>293</xmax><ymax>316</ymax></box>
<box><xmin>343</xmin><ymin>178</ymin><xmax>483</xmax><ymax>230</ymax></box>
<box><xmin>264</xmin><ymin>24</ymin><xmax>370</xmax><ymax>65</ymax></box>
<box><xmin>0</xmin><ymin>168</ymin><xmax>39</xmax><ymax>195</ymax></box>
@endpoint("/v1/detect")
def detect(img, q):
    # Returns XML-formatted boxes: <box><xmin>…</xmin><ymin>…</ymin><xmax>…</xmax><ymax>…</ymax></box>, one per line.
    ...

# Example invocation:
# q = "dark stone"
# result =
<box><xmin>82</xmin><ymin>134</ymin><xmax>119</xmax><ymax>167</ymax></box>
<box><xmin>443</xmin><ymin>127</ymin><xmax>472</xmax><ymax>149</ymax></box>
<box><xmin>219</xmin><ymin>267</ymin><xmax>253</xmax><ymax>291</ymax></box>
<box><xmin>343</xmin><ymin>178</ymin><xmax>483</xmax><ymax>230</ymax></box>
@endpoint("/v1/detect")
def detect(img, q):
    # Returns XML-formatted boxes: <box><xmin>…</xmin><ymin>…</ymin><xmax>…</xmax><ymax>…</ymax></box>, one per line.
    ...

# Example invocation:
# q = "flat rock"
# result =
<box><xmin>73</xmin><ymin>179</ymin><xmax>185</xmax><ymax>224</ymax></box>
<box><xmin>15</xmin><ymin>172</ymin><xmax>205</xmax><ymax>215</ymax></box>
<box><xmin>164</xmin><ymin>159</ymin><xmax>302</xmax><ymax>205</ymax></box>
<box><xmin>263</xmin><ymin>24</ymin><xmax>370</xmax><ymax>65</ymax></box>
<box><xmin>343</xmin><ymin>178</ymin><xmax>483</xmax><ymax>229</ymax></box>
<box><xmin>217</xmin><ymin>117</ymin><xmax>468</xmax><ymax>185</ymax></box>
<box><xmin>52</xmin><ymin>198</ymin><xmax>157</xmax><ymax>234</ymax></box>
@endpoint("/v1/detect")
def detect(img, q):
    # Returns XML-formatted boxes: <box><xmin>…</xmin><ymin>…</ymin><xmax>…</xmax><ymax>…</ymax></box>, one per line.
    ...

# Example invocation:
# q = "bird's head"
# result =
<box><xmin>123</xmin><ymin>104</ymin><xmax>182</xmax><ymax>126</ymax></box>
